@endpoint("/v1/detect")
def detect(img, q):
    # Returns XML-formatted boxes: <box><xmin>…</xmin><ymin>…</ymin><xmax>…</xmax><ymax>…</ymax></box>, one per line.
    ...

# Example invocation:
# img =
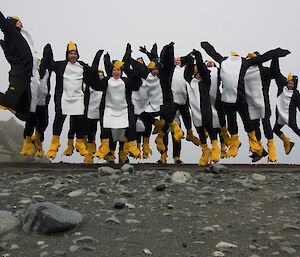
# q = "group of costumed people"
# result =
<box><xmin>0</xmin><ymin>12</ymin><xmax>299</xmax><ymax>165</ymax></box>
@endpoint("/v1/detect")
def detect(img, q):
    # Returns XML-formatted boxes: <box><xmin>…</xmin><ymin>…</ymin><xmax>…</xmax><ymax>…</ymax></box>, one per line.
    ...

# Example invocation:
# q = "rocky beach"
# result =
<box><xmin>0</xmin><ymin>163</ymin><xmax>300</xmax><ymax>257</ymax></box>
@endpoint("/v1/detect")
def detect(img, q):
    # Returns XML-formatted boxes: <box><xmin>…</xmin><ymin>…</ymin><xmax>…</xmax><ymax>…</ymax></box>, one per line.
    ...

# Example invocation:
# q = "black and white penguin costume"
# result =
<box><xmin>244</xmin><ymin>54</ymin><xmax>279</xmax><ymax>141</ymax></box>
<box><xmin>43</xmin><ymin>43</ymin><xmax>88</xmax><ymax>139</ymax></box>
<box><xmin>89</xmin><ymin>53</ymin><xmax>142</xmax><ymax>143</ymax></box>
<box><xmin>184</xmin><ymin>50</ymin><xmax>216</xmax><ymax>142</ymax></box>
<box><xmin>273</xmin><ymin>58</ymin><xmax>300</xmax><ymax>137</ymax></box>
<box><xmin>201</xmin><ymin>42</ymin><xmax>290</xmax><ymax>135</ymax></box>
<box><xmin>0</xmin><ymin>13</ymin><xmax>37</xmax><ymax>120</ymax></box>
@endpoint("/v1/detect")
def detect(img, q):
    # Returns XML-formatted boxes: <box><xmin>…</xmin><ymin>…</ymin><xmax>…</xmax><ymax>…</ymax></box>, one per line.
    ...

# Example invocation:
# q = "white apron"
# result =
<box><xmin>21</xmin><ymin>29</ymin><xmax>39</xmax><ymax>112</ymax></box>
<box><xmin>132</xmin><ymin>78</ymin><xmax>148</xmax><ymax>115</ymax></box>
<box><xmin>61</xmin><ymin>62</ymin><xmax>85</xmax><ymax>115</ymax></box>
<box><xmin>244</xmin><ymin>65</ymin><xmax>265</xmax><ymax>120</ymax></box>
<box><xmin>103</xmin><ymin>77</ymin><xmax>128</xmax><ymax>128</ymax></box>
<box><xmin>220</xmin><ymin>56</ymin><xmax>242</xmax><ymax>103</ymax></box>
<box><xmin>144</xmin><ymin>73</ymin><xmax>163</xmax><ymax>113</ymax></box>
<box><xmin>171</xmin><ymin>65</ymin><xmax>188</xmax><ymax>105</ymax></box>
<box><xmin>276</xmin><ymin>87</ymin><xmax>293</xmax><ymax>125</ymax></box>
<box><xmin>87</xmin><ymin>88</ymin><xmax>103</xmax><ymax>119</ymax></box>
<box><xmin>187</xmin><ymin>79</ymin><xmax>202</xmax><ymax>127</ymax></box>
<box><xmin>208</xmin><ymin>66</ymin><xmax>221</xmax><ymax>128</ymax></box>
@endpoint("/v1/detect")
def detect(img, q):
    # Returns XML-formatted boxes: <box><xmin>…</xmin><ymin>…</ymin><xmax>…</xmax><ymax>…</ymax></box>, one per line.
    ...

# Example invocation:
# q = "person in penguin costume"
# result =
<box><xmin>86</xmin><ymin>44</ymin><xmax>143</xmax><ymax>161</ymax></box>
<box><xmin>138</xmin><ymin>43</ymin><xmax>186</xmax><ymax>162</ymax></box>
<box><xmin>201</xmin><ymin>41</ymin><xmax>290</xmax><ymax>159</ymax></box>
<box><xmin>0</xmin><ymin>13</ymin><xmax>38</xmax><ymax>121</ymax></box>
<box><xmin>43</xmin><ymin>42</ymin><xmax>96</xmax><ymax>160</ymax></box>
<box><xmin>83</xmin><ymin>68</ymin><xmax>105</xmax><ymax>164</ymax></box>
<box><xmin>21</xmin><ymin>47</ymin><xmax>52</xmax><ymax>157</ymax></box>
<box><xmin>145</xmin><ymin>42</ymin><xmax>184</xmax><ymax>154</ymax></box>
<box><xmin>184</xmin><ymin>49</ymin><xmax>220</xmax><ymax>166</ymax></box>
<box><xmin>171</xmin><ymin>53</ymin><xmax>201</xmax><ymax>147</ymax></box>
<box><xmin>272</xmin><ymin>58</ymin><xmax>300</xmax><ymax>154</ymax></box>
<box><xmin>244</xmin><ymin>52</ymin><xmax>281</xmax><ymax>162</ymax></box>
<box><xmin>205</xmin><ymin>60</ymin><xmax>230</xmax><ymax>159</ymax></box>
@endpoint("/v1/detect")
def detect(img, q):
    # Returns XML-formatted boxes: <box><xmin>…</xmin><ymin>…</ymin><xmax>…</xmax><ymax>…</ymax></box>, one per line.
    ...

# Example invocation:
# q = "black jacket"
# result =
<box><xmin>0</xmin><ymin>11</ymin><xmax>33</xmax><ymax>77</ymax></box>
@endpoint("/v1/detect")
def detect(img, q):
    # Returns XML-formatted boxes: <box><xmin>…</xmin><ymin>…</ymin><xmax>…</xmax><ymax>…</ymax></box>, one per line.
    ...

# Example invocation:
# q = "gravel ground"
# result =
<box><xmin>0</xmin><ymin>163</ymin><xmax>300</xmax><ymax>257</ymax></box>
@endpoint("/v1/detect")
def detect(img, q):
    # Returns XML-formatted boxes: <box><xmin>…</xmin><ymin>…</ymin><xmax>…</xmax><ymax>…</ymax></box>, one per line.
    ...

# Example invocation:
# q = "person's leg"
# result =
<box><xmin>237</xmin><ymin>103</ymin><xmax>261</xmax><ymax>155</ymax></box>
<box><xmin>273</xmin><ymin>122</ymin><xmax>294</xmax><ymax>155</ymax></box>
<box><xmin>45</xmin><ymin>113</ymin><xmax>66</xmax><ymax>159</ymax></box>
<box><xmin>21</xmin><ymin>112</ymin><xmax>36</xmax><ymax>156</ymax></box>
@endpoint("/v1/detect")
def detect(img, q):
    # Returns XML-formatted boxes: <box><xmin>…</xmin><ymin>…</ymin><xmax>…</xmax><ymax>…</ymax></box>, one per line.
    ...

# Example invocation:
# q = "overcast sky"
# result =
<box><xmin>0</xmin><ymin>0</ymin><xmax>299</xmax><ymax>164</ymax></box>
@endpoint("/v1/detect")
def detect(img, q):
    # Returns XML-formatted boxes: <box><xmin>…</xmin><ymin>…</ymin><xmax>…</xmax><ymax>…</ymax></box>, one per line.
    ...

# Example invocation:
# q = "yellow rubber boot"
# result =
<box><xmin>279</xmin><ymin>134</ymin><xmax>295</xmax><ymax>154</ymax></box>
<box><xmin>106</xmin><ymin>150</ymin><xmax>116</xmax><ymax>163</ymax></box>
<box><xmin>128</xmin><ymin>140</ymin><xmax>141</xmax><ymax>158</ymax></box>
<box><xmin>75</xmin><ymin>139</ymin><xmax>89</xmax><ymax>156</ymax></box>
<box><xmin>220</xmin><ymin>143</ymin><xmax>228</xmax><ymax>159</ymax></box>
<box><xmin>227</xmin><ymin>134</ymin><xmax>241</xmax><ymax>158</ymax></box>
<box><xmin>210</xmin><ymin>140</ymin><xmax>221</xmax><ymax>163</ymax></box>
<box><xmin>248</xmin><ymin>131</ymin><xmax>261</xmax><ymax>154</ymax></box>
<box><xmin>169</xmin><ymin>121</ymin><xmax>184</xmax><ymax>142</ymax></box>
<box><xmin>267</xmin><ymin>139</ymin><xmax>277</xmax><ymax>162</ymax></box>
<box><xmin>31</xmin><ymin>132</ymin><xmax>43</xmax><ymax>157</ymax></box>
<box><xmin>142</xmin><ymin>137</ymin><xmax>152</xmax><ymax>159</ymax></box>
<box><xmin>84</xmin><ymin>143</ymin><xmax>95</xmax><ymax>164</ymax></box>
<box><xmin>174</xmin><ymin>156</ymin><xmax>182</xmax><ymax>164</ymax></box>
<box><xmin>63</xmin><ymin>139</ymin><xmax>74</xmax><ymax>156</ymax></box>
<box><xmin>153</xmin><ymin>120</ymin><xmax>165</xmax><ymax>134</ymax></box>
<box><xmin>93</xmin><ymin>138</ymin><xmax>110</xmax><ymax>159</ymax></box>
<box><xmin>158</xmin><ymin>151</ymin><xmax>168</xmax><ymax>164</ymax></box>
<box><xmin>220</xmin><ymin>126</ymin><xmax>232</xmax><ymax>146</ymax></box>
<box><xmin>186</xmin><ymin>129</ymin><xmax>201</xmax><ymax>146</ymax></box>
<box><xmin>45</xmin><ymin>135</ymin><xmax>61</xmax><ymax>160</ymax></box>
<box><xmin>119</xmin><ymin>150</ymin><xmax>129</xmax><ymax>164</ymax></box>
<box><xmin>123</xmin><ymin>138</ymin><xmax>130</xmax><ymax>154</ymax></box>
<box><xmin>21</xmin><ymin>136</ymin><xmax>35</xmax><ymax>157</ymax></box>
<box><xmin>155</xmin><ymin>132</ymin><xmax>166</xmax><ymax>153</ymax></box>
<box><xmin>199</xmin><ymin>144</ymin><xmax>211</xmax><ymax>166</ymax></box>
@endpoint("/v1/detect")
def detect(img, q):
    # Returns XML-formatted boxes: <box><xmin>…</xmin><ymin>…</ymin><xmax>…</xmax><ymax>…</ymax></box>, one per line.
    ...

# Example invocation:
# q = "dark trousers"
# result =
<box><xmin>252</xmin><ymin>118</ymin><xmax>274</xmax><ymax>141</ymax></box>
<box><xmin>273</xmin><ymin>122</ymin><xmax>300</xmax><ymax>137</ymax></box>
<box><xmin>0</xmin><ymin>75</ymin><xmax>31</xmax><ymax>113</ymax></box>
<box><xmin>175</xmin><ymin>103</ymin><xmax>192</xmax><ymax>131</ymax></box>
<box><xmin>23</xmin><ymin>106</ymin><xmax>49</xmax><ymax>141</ymax></box>
<box><xmin>163</xmin><ymin>132</ymin><xmax>181</xmax><ymax>158</ymax></box>
<box><xmin>86</xmin><ymin>119</ymin><xmax>99</xmax><ymax>143</ymax></box>
<box><xmin>223</xmin><ymin>102</ymin><xmax>254</xmax><ymax>135</ymax></box>
<box><xmin>195</xmin><ymin>126</ymin><xmax>217</xmax><ymax>145</ymax></box>
<box><xmin>139</xmin><ymin>111</ymin><xmax>160</xmax><ymax>137</ymax></box>
<box><xmin>52</xmin><ymin>113</ymin><xmax>85</xmax><ymax>139</ymax></box>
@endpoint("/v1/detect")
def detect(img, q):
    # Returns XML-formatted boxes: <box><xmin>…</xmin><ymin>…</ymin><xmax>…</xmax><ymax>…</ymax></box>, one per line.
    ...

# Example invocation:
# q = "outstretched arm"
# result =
<box><xmin>139</xmin><ymin>44</ymin><xmax>156</xmax><ymax>62</ymax></box>
<box><xmin>92</xmin><ymin>49</ymin><xmax>104</xmax><ymax>68</ymax></box>
<box><xmin>0</xmin><ymin>11</ymin><xmax>13</xmax><ymax>35</ymax></box>
<box><xmin>271</xmin><ymin>57</ymin><xmax>286</xmax><ymax>93</ymax></box>
<box><xmin>42</xmin><ymin>43</ymin><xmax>58</xmax><ymax>72</ymax></box>
<box><xmin>194</xmin><ymin>49</ymin><xmax>211</xmax><ymax>85</ymax></box>
<box><xmin>160</xmin><ymin>42</ymin><xmax>175</xmax><ymax>74</ymax></box>
<box><xmin>183</xmin><ymin>54</ymin><xmax>194</xmax><ymax>83</ymax></box>
<box><xmin>103</xmin><ymin>52</ymin><xmax>112</xmax><ymax>77</ymax></box>
<box><xmin>247</xmin><ymin>48</ymin><xmax>290</xmax><ymax>67</ymax></box>
<box><xmin>200</xmin><ymin>41</ymin><xmax>225</xmax><ymax>64</ymax></box>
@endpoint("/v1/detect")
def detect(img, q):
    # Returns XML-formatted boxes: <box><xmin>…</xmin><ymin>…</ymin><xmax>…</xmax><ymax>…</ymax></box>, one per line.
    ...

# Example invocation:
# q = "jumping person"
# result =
<box><xmin>201</xmin><ymin>41</ymin><xmax>290</xmax><ymax>158</ymax></box>
<box><xmin>0</xmin><ymin>13</ymin><xmax>38</xmax><ymax>121</ymax></box>
<box><xmin>272</xmin><ymin>58</ymin><xmax>300</xmax><ymax>154</ymax></box>
<box><xmin>43</xmin><ymin>42</ymin><xmax>92</xmax><ymax>160</ymax></box>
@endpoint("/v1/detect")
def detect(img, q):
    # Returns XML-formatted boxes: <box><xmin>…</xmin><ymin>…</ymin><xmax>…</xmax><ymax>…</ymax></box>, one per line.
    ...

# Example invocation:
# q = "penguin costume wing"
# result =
<box><xmin>246</xmin><ymin>48</ymin><xmax>290</xmax><ymax>69</ymax></box>
<box><xmin>103</xmin><ymin>52</ymin><xmax>112</xmax><ymax>78</ymax></box>
<box><xmin>271</xmin><ymin>57</ymin><xmax>287</xmax><ymax>95</ymax></box>
<box><xmin>160</xmin><ymin>42</ymin><xmax>175</xmax><ymax>75</ymax></box>
<box><xmin>184</xmin><ymin>53</ymin><xmax>194</xmax><ymax>83</ymax></box>
<box><xmin>194</xmin><ymin>49</ymin><xmax>211</xmax><ymax>86</ymax></box>
<box><xmin>200</xmin><ymin>41</ymin><xmax>225</xmax><ymax>65</ymax></box>
<box><xmin>0</xmin><ymin>11</ymin><xmax>16</xmax><ymax>35</ymax></box>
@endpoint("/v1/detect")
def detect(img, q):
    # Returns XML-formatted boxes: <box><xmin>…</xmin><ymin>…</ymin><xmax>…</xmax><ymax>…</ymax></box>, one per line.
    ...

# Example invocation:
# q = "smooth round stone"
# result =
<box><xmin>114</xmin><ymin>202</ymin><xmax>126</xmax><ymax>209</ymax></box>
<box><xmin>155</xmin><ymin>184</ymin><xmax>166</xmax><ymax>191</ymax></box>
